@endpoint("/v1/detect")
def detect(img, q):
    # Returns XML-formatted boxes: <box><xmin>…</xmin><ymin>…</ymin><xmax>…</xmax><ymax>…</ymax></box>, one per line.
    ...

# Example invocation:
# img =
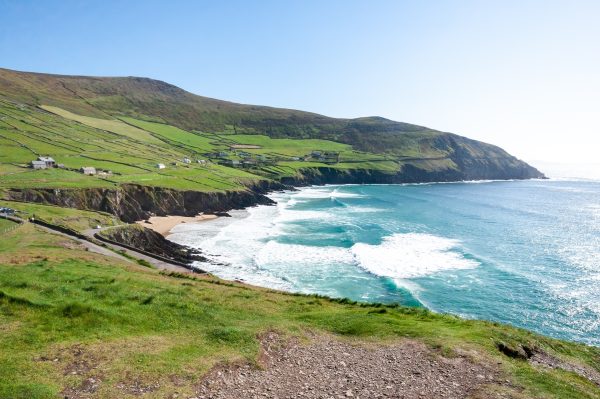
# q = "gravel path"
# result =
<box><xmin>34</xmin><ymin>224</ymin><xmax>130</xmax><ymax>261</ymax></box>
<box><xmin>196</xmin><ymin>333</ymin><xmax>501</xmax><ymax>399</ymax></box>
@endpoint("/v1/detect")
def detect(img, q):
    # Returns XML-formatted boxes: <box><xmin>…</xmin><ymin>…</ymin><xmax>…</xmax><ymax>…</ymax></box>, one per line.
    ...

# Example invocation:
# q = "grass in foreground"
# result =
<box><xmin>0</xmin><ymin>225</ymin><xmax>599</xmax><ymax>398</ymax></box>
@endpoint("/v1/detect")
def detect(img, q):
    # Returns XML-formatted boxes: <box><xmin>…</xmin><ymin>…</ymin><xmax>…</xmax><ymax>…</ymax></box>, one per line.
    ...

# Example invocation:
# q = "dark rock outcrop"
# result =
<box><xmin>97</xmin><ymin>224</ymin><xmax>205</xmax><ymax>265</ymax></box>
<box><xmin>281</xmin><ymin>161</ymin><xmax>543</xmax><ymax>187</ymax></box>
<box><xmin>3</xmin><ymin>181</ymin><xmax>282</xmax><ymax>223</ymax></box>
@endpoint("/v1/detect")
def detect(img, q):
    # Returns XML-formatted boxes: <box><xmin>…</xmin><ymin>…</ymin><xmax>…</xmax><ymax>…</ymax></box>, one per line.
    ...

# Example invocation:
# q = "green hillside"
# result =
<box><xmin>0</xmin><ymin>67</ymin><xmax>543</xmax><ymax>194</ymax></box>
<box><xmin>1</xmin><ymin>221</ymin><xmax>599</xmax><ymax>399</ymax></box>
<box><xmin>0</xmin><ymin>69</ymin><xmax>598</xmax><ymax>399</ymax></box>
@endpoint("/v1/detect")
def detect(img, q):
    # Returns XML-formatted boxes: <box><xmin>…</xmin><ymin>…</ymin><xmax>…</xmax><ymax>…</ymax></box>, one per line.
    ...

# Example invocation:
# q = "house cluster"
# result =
<box><xmin>219</xmin><ymin>154</ymin><xmax>270</xmax><ymax>168</ymax></box>
<box><xmin>0</xmin><ymin>207</ymin><xmax>15</xmax><ymax>215</ymax></box>
<box><xmin>79</xmin><ymin>167</ymin><xmax>112</xmax><ymax>177</ymax></box>
<box><xmin>307</xmin><ymin>151</ymin><xmax>340</xmax><ymax>164</ymax></box>
<box><xmin>29</xmin><ymin>156</ymin><xmax>112</xmax><ymax>177</ymax></box>
<box><xmin>156</xmin><ymin>157</ymin><xmax>207</xmax><ymax>170</ymax></box>
<box><xmin>30</xmin><ymin>156</ymin><xmax>64</xmax><ymax>170</ymax></box>
<box><xmin>204</xmin><ymin>149</ymin><xmax>272</xmax><ymax>169</ymax></box>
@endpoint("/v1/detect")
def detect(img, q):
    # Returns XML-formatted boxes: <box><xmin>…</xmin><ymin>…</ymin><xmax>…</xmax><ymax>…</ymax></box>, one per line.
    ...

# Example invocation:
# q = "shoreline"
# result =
<box><xmin>136</xmin><ymin>214</ymin><xmax>218</xmax><ymax>236</ymax></box>
<box><xmin>163</xmin><ymin>180</ymin><xmax>600</xmax><ymax>347</ymax></box>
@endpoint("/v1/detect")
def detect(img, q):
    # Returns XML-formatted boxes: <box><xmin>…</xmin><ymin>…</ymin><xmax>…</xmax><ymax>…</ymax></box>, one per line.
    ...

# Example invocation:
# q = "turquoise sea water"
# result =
<box><xmin>169</xmin><ymin>180</ymin><xmax>600</xmax><ymax>345</ymax></box>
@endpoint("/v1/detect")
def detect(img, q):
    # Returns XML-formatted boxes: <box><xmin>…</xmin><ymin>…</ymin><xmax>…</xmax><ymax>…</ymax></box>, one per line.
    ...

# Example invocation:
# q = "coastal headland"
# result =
<box><xmin>0</xmin><ymin>68</ymin><xmax>597</xmax><ymax>399</ymax></box>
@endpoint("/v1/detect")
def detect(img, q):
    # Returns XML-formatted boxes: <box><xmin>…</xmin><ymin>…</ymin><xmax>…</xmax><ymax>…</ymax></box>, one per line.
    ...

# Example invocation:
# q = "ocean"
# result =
<box><xmin>169</xmin><ymin>179</ymin><xmax>600</xmax><ymax>345</ymax></box>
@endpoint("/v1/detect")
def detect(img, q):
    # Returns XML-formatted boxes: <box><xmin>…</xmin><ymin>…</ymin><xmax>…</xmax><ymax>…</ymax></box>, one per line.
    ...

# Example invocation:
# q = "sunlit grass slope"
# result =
<box><xmin>0</xmin><ymin>224</ymin><xmax>598</xmax><ymax>399</ymax></box>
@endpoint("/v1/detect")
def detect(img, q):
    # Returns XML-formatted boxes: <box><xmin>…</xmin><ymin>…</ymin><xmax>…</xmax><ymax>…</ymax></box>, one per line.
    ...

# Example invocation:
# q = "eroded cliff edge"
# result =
<box><xmin>2</xmin><ymin>161</ymin><xmax>544</xmax><ymax>224</ymax></box>
<box><xmin>3</xmin><ymin>181</ymin><xmax>281</xmax><ymax>223</ymax></box>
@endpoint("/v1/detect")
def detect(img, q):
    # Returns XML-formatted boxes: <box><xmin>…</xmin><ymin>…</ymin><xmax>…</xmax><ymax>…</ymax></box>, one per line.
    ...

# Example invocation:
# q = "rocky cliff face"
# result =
<box><xmin>97</xmin><ymin>224</ymin><xmax>204</xmax><ymax>265</ymax></box>
<box><xmin>3</xmin><ymin>181</ymin><xmax>282</xmax><ymax>223</ymax></box>
<box><xmin>2</xmin><ymin>162</ymin><xmax>543</xmax><ymax>223</ymax></box>
<box><xmin>282</xmin><ymin>161</ymin><xmax>544</xmax><ymax>186</ymax></box>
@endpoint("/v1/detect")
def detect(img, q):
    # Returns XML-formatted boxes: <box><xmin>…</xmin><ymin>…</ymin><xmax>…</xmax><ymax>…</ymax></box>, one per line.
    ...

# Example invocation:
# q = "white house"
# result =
<box><xmin>197</xmin><ymin>159</ymin><xmax>207</xmax><ymax>165</ymax></box>
<box><xmin>156</xmin><ymin>163</ymin><xmax>166</xmax><ymax>169</ymax></box>
<box><xmin>31</xmin><ymin>160</ymin><xmax>47</xmax><ymax>170</ymax></box>
<box><xmin>183</xmin><ymin>157</ymin><xmax>191</xmax><ymax>164</ymax></box>
<box><xmin>80</xmin><ymin>166</ymin><xmax>96</xmax><ymax>175</ymax></box>
<box><xmin>37</xmin><ymin>156</ymin><xmax>56</xmax><ymax>168</ymax></box>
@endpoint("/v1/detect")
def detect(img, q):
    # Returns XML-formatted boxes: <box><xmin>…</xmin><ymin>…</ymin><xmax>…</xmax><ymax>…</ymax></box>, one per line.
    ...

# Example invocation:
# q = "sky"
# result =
<box><xmin>1</xmin><ymin>0</ymin><xmax>599</xmax><ymax>170</ymax></box>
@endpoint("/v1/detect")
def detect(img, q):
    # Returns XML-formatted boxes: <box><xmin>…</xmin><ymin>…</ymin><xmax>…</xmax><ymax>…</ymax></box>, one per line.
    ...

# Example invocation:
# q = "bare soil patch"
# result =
<box><xmin>196</xmin><ymin>332</ymin><xmax>504</xmax><ymax>399</ymax></box>
<box><xmin>530</xmin><ymin>351</ymin><xmax>600</xmax><ymax>387</ymax></box>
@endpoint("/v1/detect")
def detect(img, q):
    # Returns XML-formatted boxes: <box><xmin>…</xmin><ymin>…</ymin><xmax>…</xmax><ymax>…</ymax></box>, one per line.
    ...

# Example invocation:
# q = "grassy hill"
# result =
<box><xmin>0</xmin><ymin>219</ymin><xmax>599</xmax><ymax>399</ymax></box>
<box><xmin>0</xmin><ymin>69</ymin><xmax>598</xmax><ymax>398</ymax></box>
<box><xmin>0</xmin><ymin>67</ymin><xmax>543</xmax><ymax>193</ymax></box>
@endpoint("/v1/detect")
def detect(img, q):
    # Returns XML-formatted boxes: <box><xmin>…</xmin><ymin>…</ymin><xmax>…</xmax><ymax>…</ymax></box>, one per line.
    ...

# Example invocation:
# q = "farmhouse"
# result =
<box><xmin>80</xmin><ymin>167</ymin><xmax>96</xmax><ymax>175</ymax></box>
<box><xmin>197</xmin><ymin>159</ymin><xmax>207</xmax><ymax>165</ymax></box>
<box><xmin>221</xmin><ymin>159</ymin><xmax>240</xmax><ymax>167</ymax></box>
<box><xmin>38</xmin><ymin>156</ymin><xmax>56</xmax><ymax>168</ymax></box>
<box><xmin>31</xmin><ymin>160</ymin><xmax>47</xmax><ymax>170</ymax></box>
<box><xmin>183</xmin><ymin>157</ymin><xmax>191</xmax><ymax>164</ymax></box>
<box><xmin>323</xmin><ymin>151</ymin><xmax>340</xmax><ymax>163</ymax></box>
<box><xmin>156</xmin><ymin>163</ymin><xmax>166</xmax><ymax>169</ymax></box>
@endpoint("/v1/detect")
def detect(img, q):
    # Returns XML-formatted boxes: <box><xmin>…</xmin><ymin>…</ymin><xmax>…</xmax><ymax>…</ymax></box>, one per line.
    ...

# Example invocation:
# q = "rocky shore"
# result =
<box><xmin>96</xmin><ymin>224</ymin><xmax>207</xmax><ymax>266</ymax></box>
<box><xmin>0</xmin><ymin>164</ymin><xmax>545</xmax><ymax>265</ymax></box>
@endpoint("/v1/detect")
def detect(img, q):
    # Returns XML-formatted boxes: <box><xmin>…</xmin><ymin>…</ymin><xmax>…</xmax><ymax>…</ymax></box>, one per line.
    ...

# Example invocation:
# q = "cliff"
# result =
<box><xmin>2</xmin><ymin>182</ymin><xmax>280</xmax><ymax>223</ymax></box>
<box><xmin>2</xmin><ymin>160</ymin><xmax>543</xmax><ymax>224</ymax></box>
<box><xmin>96</xmin><ymin>224</ymin><xmax>205</xmax><ymax>265</ymax></box>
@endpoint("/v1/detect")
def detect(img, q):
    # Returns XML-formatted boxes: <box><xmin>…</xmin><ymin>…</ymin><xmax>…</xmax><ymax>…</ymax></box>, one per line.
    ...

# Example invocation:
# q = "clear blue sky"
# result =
<box><xmin>1</xmin><ymin>0</ymin><xmax>599</xmax><ymax>166</ymax></box>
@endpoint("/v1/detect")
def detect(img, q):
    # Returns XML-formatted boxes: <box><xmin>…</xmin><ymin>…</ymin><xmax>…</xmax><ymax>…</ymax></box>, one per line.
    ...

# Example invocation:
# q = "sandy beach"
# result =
<box><xmin>136</xmin><ymin>214</ymin><xmax>218</xmax><ymax>236</ymax></box>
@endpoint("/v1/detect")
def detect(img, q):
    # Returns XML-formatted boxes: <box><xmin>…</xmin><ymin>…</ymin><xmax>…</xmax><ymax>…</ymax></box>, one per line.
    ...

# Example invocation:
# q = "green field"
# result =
<box><xmin>0</xmin><ymin>224</ymin><xmax>599</xmax><ymax>399</ymax></box>
<box><xmin>0</xmin><ymin>100</ymin><xmax>267</xmax><ymax>191</ymax></box>
<box><xmin>0</xmin><ymin>200</ymin><xmax>121</xmax><ymax>231</ymax></box>
<box><xmin>0</xmin><ymin>100</ymin><xmax>413</xmax><ymax>192</ymax></box>
<box><xmin>0</xmin><ymin>217</ymin><xmax>16</xmax><ymax>232</ymax></box>
<box><xmin>41</xmin><ymin>105</ymin><xmax>165</xmax><ymax>145</ymax></box>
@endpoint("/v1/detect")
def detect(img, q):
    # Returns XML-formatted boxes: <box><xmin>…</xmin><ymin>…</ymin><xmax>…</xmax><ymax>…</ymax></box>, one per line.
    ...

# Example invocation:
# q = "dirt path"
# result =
<box><xmin>82</xmin><ymin>226</ymin><xmax>196</xmax><ymax>272</ymax></box>
<box><xmin>196</xmin><ymin>333</ymin><xmax>502</xmax><ymax>399</ymax></box>
<box><xmin>27</xmin><ymin>223</ymin><xmax>194</xmax><ymax>273</ymax></box>
<box><xmin>34</xmin><ymin>224</ymin><xmax>131</xmax><ymax>262</ymax></box>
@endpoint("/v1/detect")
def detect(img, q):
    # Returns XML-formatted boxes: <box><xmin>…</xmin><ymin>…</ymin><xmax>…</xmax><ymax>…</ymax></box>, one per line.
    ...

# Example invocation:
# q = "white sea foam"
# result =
<box><xmin>256</xmin><ymin>241</ymin><xmax>355</xmax><ymax>269</ymax></box>
<box><xmin>274</xmin><ymin>209</ymin><xmax>333</xmax><ymax>223</ymax></box>
<box><xmin>351</xmin><ymin>233</ymin><xmax>479</xmax><ymax>280</ymax></box>
<box><xmin>287</xmin><ymin>186</ymin><xmax>364</xmax><ymax>200</ymax></box>
<box><xmin>171</xmin><ymin>187</ymin><xmax>479</xmax><ymax>292</ymax></box>
<box><xmin>168</xmin><ymin>181</ymin><xmax>600</xmax><ymax>345</ymax></box>
<box><xmin>345</xmin><ymin>206</ymin><xmax>382</xmax><ymax>213</ymax></box>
